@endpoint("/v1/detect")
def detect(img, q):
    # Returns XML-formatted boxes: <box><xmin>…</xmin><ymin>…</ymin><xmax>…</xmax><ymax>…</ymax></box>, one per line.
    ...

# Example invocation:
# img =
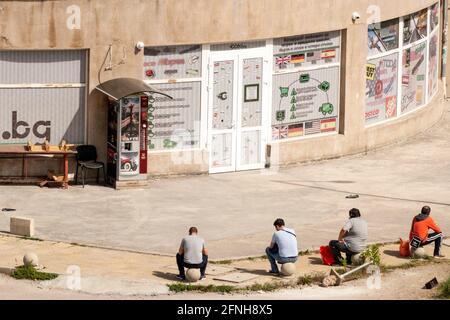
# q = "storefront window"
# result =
<box><xmin>271</xmin><ymin>31</ymin><xmax>341</xmax><ymax>140</ymax></box>
<box><xmin>366</xmin><ymin>53</ymin><xmax>399</xmax><ymax>125</ymax></box>
<box><xmin>144</xmin><ymin>45</ymin><xmax>203</xmax><ymax>151</ymax></box>
<box><xmin>430</xmin><ymin>2</ymin><xmax>440</xmax><ymax>31</ymax></box>
<box><xmin>428</xmin><ymin>33</ymin><xmax>439</xmax><ymax>99</ymax></box>
<box><xmin>365</xmin><ymin>4</ymin><xmax>440</xmax><ymax>126</ymax></box>
<box><xmin>143</xmin><ymin>45</ymin><xmax>202</xmax><ymax>80</ymax></box>
<box><xmin>403</xmin><ymin>9</ymin><xmax>428</xmax><ymax>45</ymax></box>
<box><xmin>401</xmin><ymin>42</ymin><xmax>427</xmax><ymax>113</ymax></box>
<box><xmin>273</xmin><ymin>31</ymin><xmax>340</xmax><ymax>72</ymax></box>
<box><xmin>147</xmin><ymin>82</ymin><xmax>201</xmax><ymax>150</ymax></box>
<box><xmin>368</xmin><ymin>19</ymin><xmax>399</xmax><ymax>56</ymax></box>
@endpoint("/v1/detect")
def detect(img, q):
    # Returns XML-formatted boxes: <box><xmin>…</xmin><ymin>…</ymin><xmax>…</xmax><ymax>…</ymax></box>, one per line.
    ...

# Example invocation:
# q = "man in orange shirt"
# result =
<box><xmin>409</xmin><ymin>206</ymin><xmax>444</xmax><ymax>258</ymax></box>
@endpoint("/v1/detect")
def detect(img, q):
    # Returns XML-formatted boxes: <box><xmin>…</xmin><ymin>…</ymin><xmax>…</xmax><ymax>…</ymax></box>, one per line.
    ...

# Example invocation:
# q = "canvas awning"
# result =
<box><xmin>95</xmin><ymin>77</ymin><xmax>172</xmax><ymax>101</ymax></box>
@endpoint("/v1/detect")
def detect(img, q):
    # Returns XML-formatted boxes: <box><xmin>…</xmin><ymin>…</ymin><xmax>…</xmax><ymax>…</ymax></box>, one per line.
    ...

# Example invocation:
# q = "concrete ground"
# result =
<box><xmin>0</xmin><ymin>235</ymin><xmax>449</xmax><ymax>299</ymax></box>
<box><xmin>1</xmin><ymin>105</ymin><xmax>450</xmax><ymax>259</ymax></box>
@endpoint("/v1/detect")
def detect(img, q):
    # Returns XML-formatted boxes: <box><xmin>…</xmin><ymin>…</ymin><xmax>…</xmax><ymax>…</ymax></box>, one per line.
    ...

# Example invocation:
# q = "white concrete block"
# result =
<box><xmin>10</xmin><ymin>216</ymin><xmax>35</xmax><ymax>237</ymax></box>
<box><xmin>280</xmin><ymin>262</ymin><xmax>296</xmax><ymax>276</ymax></box>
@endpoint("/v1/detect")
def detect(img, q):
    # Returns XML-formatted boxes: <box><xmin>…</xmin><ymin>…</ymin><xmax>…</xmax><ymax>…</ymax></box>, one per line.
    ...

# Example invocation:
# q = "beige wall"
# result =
<box><xmin>0</xmin><ymin>0</ymin><xmax>444</xmax><ymax>177</ymax></box>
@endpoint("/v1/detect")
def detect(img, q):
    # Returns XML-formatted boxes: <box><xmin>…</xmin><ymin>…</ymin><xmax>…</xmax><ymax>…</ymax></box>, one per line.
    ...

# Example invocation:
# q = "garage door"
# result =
<box><xmin>0</xmin><ymin>50</ymin><xmax>87</xmax><ymax>145</ymax></box>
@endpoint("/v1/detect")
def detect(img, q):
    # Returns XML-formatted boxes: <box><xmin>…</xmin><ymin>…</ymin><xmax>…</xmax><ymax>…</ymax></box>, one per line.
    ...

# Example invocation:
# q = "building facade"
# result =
<box><xmin>0</xmin><ymin>0</ymin><xmax>448</xmax><ymax>178</ymax></box>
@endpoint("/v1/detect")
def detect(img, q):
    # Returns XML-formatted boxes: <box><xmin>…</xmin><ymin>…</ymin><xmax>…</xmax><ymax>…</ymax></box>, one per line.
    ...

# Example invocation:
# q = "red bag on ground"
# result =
<box><xmin>399</xmin><ymin>238</ymin><xmax>410</xmax><ymax>257</ymax></box>
<box><xmin>320</xmin><ymin>245</ymin><xmax>335</xmax><ymax>266</ymax></box>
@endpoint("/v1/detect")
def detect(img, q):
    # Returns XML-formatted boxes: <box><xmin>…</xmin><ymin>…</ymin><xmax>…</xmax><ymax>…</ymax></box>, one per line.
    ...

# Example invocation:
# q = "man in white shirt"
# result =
<box><xmin>265</xmin><ymin>218</ymin><xmax>298</xmax><ymax>274</ymax></box>
<box><xmin>176</xmin><ymin>227</ymin><xmax>208</xmax><ymax>281</ymax></box>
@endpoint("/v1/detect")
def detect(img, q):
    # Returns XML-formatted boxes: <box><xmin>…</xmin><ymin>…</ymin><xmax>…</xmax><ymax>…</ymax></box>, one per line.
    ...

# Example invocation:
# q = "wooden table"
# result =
<box><xmin>0</xmin><ymin>145</ymin><xmax>77</xmax><ymax>189</ymax></box>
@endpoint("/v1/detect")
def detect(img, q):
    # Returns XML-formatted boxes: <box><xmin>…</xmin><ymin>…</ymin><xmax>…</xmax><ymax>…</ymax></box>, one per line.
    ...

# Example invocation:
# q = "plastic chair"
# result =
<box><xmin>75</xmin><ymin>145</ymin><xmax>106</xmax><ymax>188</ymax></box>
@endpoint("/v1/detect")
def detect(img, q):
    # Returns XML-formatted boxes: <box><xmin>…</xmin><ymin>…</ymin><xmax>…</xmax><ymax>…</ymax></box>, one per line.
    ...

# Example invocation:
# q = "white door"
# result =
<box><xmin>208</xmin><ymin>49</ymin><xmax>268</xmax><ymax>173</ymax></box>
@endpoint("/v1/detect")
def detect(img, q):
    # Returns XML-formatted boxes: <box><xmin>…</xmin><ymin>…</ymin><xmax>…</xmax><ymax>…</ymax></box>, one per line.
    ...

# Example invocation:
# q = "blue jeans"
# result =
<box><xmin>265</xmin><ymin>247</ymin><xmax>298</xmax><ymax>273</ymax></box>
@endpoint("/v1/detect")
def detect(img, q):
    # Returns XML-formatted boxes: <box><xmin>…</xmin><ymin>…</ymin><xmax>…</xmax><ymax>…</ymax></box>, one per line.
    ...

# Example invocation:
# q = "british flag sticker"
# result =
<box><xmin>272</xmin><ymin>125</ymin><xmax>288</xmax><ymax>140</ymax></box>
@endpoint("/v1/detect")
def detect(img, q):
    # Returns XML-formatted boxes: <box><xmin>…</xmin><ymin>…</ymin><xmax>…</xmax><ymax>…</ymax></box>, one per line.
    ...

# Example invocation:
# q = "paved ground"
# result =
<box><xmin>1</xmin><ymin>103</ymin><xmax>450</xmax><ymax>259</ymax></box>
<box><xmin>0</xmin><ymin>235</ymin><xmax>448</xmax><ymax>299</ymax></box>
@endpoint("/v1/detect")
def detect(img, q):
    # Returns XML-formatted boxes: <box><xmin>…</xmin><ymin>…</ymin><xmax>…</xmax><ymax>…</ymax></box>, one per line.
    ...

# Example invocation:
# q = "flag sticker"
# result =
<box><xmin>320</xmin><ymin>118</ymin><xmax>337</xmax><ymax>132</ymax></box>
<box><xmin>305</xmin><ymin>121</ymin><xmax>321</xmax><ymax>135</ymax></box>
<box><xmin>288</xmin><ymin>123</ymin><xmax>304</xmax><ymax>137</ymax></box>
<box><xmin>321</xmin><ymin>49</ymin><xmax>336</xmax><ymax>59</ymax></box>
<box><xmin>276</xmin><ymin>55</ymin><xmax>291</xmax><ymax>66</ymax></box>
<box><xmin>290</xmin><ymin>54</ymin><xmax>305</xmax><ymax>64</ymax></box>
<box><xmin>272</xmin><ymin>126</ymin><xmax>288</xmax><ymax>140</ymax></box>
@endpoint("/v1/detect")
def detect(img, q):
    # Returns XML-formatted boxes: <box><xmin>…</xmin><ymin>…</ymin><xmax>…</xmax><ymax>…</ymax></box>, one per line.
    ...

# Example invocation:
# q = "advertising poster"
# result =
<box><xmin>120</xmin><ymin>97</ymin><xmax>140</xmax><ymax>175</ymax></box>
<box><xmin>148</xmin><ymin>82</ymin><xmax>201</xmax><ymax>151</ymax></box>
<box><xmin>143</xmin><ymin>45</ymin><xmax>202</xmax><ymax>80</ymax></box>
<box><xmin>272</xmin><ymin>66</ymin><xmax>339</xmax><ymax>139</ymax></box>
<box><xmin>365</xmin><ymin>53</ymin><xmax>398</xmax><ymax>125</ymax></box>
<box><xmin>120</xmin><ymin>97</ymin><xmax>140</xmax><ymax>143</ymax></box>
<box><xmin>273</xmin><ymin>31</ymin><xmax>340</xmax><ymax>72</ymax></box>
<box><xmin>428</xmin><ymin>33</ymin><xmax>439</xmax><ymax>99</ymax></box>
<box><xmin>430</xmin><ymin>2</ymin><xmax>440</xmax><ymax>31</ymax></box>
<box><xmin>120</xmin><ymin>152</ymin><xmax>139</xmax><ymax>174</ymax></box>
<box><xmin>403</xmin><ymin>9</ymin><xmax>428</xmax><ymax>45</ymax></box>
<box><xmin>368</xmin><ymin>19</ymin><xmax>399</xmax><ymax>56</ymax></box>
<box><xmin>401</xmin><ymin>42</ymin><xmax>427</xmax><ymax>113</ymax></box>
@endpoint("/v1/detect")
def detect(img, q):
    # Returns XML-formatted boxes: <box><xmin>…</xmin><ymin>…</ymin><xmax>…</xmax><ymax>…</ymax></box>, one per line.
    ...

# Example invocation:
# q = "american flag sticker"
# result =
<box><xmin>320</xmin><ymin>118</ymin><xmax>337</xmax><ymax>132</ymax></box>
<box><xmin>305</xmin><ymin>121</ymin><xmax>320</xmax><ymax>135</ymax></box>
<box><xmin>288</xmin><ymin>123</ymin><xmax>304</xmax><ymax>137</ymax></box>
<box><xmin>272</xmin><ymin>126</ymin><xmax>288</xmax><ymax>140</ymax></box>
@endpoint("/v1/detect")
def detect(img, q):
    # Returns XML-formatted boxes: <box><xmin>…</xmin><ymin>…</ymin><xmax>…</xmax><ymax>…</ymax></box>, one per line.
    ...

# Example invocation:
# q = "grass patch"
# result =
<box><xmin>210</xmin><ymin>260</ymin><xmax>232</xmax><ymax>265</ymax></box>
<box><xmin>380</xmin><ymin>257</ymin><xmax>450</xmax><ymax>273</ymax></box>
<box><xmin>297</xmin><ymin>272</ymin><xmax>326</xmax><ymax>286</ymax></box>
<box><xmin>245</xmin><ymin>281</ymin><xmax>286</xmax><ymax>292</ymax></box>
<box><xmin>298</xmin><ymin>250</ymin><xmax>310</xmax><ymax>256</ymax></box>
<box><xmin>11</xmin><ymin>265</ymin><xmax>58</xmax><ymax>281</ymax></box>
<box><xmin>168</xmin><ymin>271</ymin><xmax>328</xmax><ymax>294</ymax></box>
<box><xmin>168</xmin><ymin>283</ymin><xmax>234</xmax><ymax>293</ymax></box>
<box><xmin>437</xmin><ymin>276</ymin><xmax>450</xmax><ymax>299</ymax></box>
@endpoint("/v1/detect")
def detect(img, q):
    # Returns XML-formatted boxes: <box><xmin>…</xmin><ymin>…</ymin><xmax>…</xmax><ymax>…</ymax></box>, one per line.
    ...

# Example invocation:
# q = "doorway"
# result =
<box><xmin>208</xmin><ymin>48</ymin><xmax>269</xmax><ymax>173</ymax></box>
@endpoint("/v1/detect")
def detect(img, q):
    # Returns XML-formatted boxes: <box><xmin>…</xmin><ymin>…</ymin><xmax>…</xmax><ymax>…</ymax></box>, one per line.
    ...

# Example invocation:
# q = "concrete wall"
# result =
<box><xmin>0</xmin><ymin>0</ymin><xmax>444</xmax><ymax>177</ymax></box>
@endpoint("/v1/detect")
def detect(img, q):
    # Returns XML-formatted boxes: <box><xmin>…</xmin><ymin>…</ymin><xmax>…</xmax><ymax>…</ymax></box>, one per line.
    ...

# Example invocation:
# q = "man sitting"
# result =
<box><xmin>176</xmin><ymin>227</ymin><xmax>208</xmax><ymax>281</ymax></box>
<box><xmin>409</xmin><ymin>206</ymin><xmax>444</xmax><ymax>258</ymax></box>
<box><xmin>329</xmin><ymin>208</ymin><xmax>368</xmax><ymax>265</ymax></box>
<box><xmin>265</xmin><ymin>218</ymin><xmax>298</xmax><ymax>274</ymax></box>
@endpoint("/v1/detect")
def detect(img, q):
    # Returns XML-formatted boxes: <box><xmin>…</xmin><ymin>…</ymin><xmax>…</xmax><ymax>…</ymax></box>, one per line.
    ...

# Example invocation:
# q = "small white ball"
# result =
<box><xmin>185</xmin><ymin>268</ymin><xmax>201</xmax><ymax>282</ymax></box>
<box><xmin>23</xmin><ymin>252</ymin><xmax>39</xmax><ymax>267</ymax></box>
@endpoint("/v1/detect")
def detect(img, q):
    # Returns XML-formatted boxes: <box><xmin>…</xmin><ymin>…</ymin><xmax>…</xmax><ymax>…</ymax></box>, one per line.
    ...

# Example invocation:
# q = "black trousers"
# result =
<box><xmin>329</xmin><ymin>240</ymin><xmax>356</xmax><ymax>264</ymax></box>
<box><xmin>176</xmin><ymin>253</ymin><xmax>208</xmax><ymax>277</ymax></box>
<box><xmin>421</xmin><ymin>232</ymin><xmax>443</xmax><ymax>256</ymax></box>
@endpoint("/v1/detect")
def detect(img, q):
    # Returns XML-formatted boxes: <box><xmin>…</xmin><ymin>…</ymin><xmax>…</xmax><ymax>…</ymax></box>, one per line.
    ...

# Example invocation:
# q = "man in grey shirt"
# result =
<box><xmin>176</xmin><ymin>226</ymin><xmax>208</xmax><ymax>280</ymax></box>
<box><xmin>329</xmin><ymin>208</ymin><xmax>368</xmax><ymax>265</ymax></box>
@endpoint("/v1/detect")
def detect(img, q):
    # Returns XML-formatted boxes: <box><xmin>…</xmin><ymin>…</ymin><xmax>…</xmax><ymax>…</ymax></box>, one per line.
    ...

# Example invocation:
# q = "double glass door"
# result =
<box><xmin>208</xmin><ymin>50</ymin><xmax>268</xmax><ymax>173</ymax></box>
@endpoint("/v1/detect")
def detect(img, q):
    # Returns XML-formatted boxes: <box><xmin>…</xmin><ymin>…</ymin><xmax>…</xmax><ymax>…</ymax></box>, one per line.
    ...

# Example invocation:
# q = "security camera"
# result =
<box><xmin>352</xmin><ymin>12</ymin><xmax>361</xmax><ymax>22</ymax></box>
<box><xmin>135</xmin><ymin>41</ymin><xmax>145</xmax><ymax>51</ymax></box>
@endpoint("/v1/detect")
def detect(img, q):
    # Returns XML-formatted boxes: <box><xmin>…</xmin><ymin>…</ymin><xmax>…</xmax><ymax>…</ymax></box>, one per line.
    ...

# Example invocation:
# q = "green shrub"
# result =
<box><xmin>437</xmin><ymin>276</ymin><xmax>450</xmax><ymax>299</ymax></box>
<box><xmin>11</xmin><ymin>265</ymin><xmax>58</xmax><ymax>281</ymax></box>
<box><xmin>360</xmin><ymin>244</ymin><xmax>381</xmax><ymax>265</ymax></box>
